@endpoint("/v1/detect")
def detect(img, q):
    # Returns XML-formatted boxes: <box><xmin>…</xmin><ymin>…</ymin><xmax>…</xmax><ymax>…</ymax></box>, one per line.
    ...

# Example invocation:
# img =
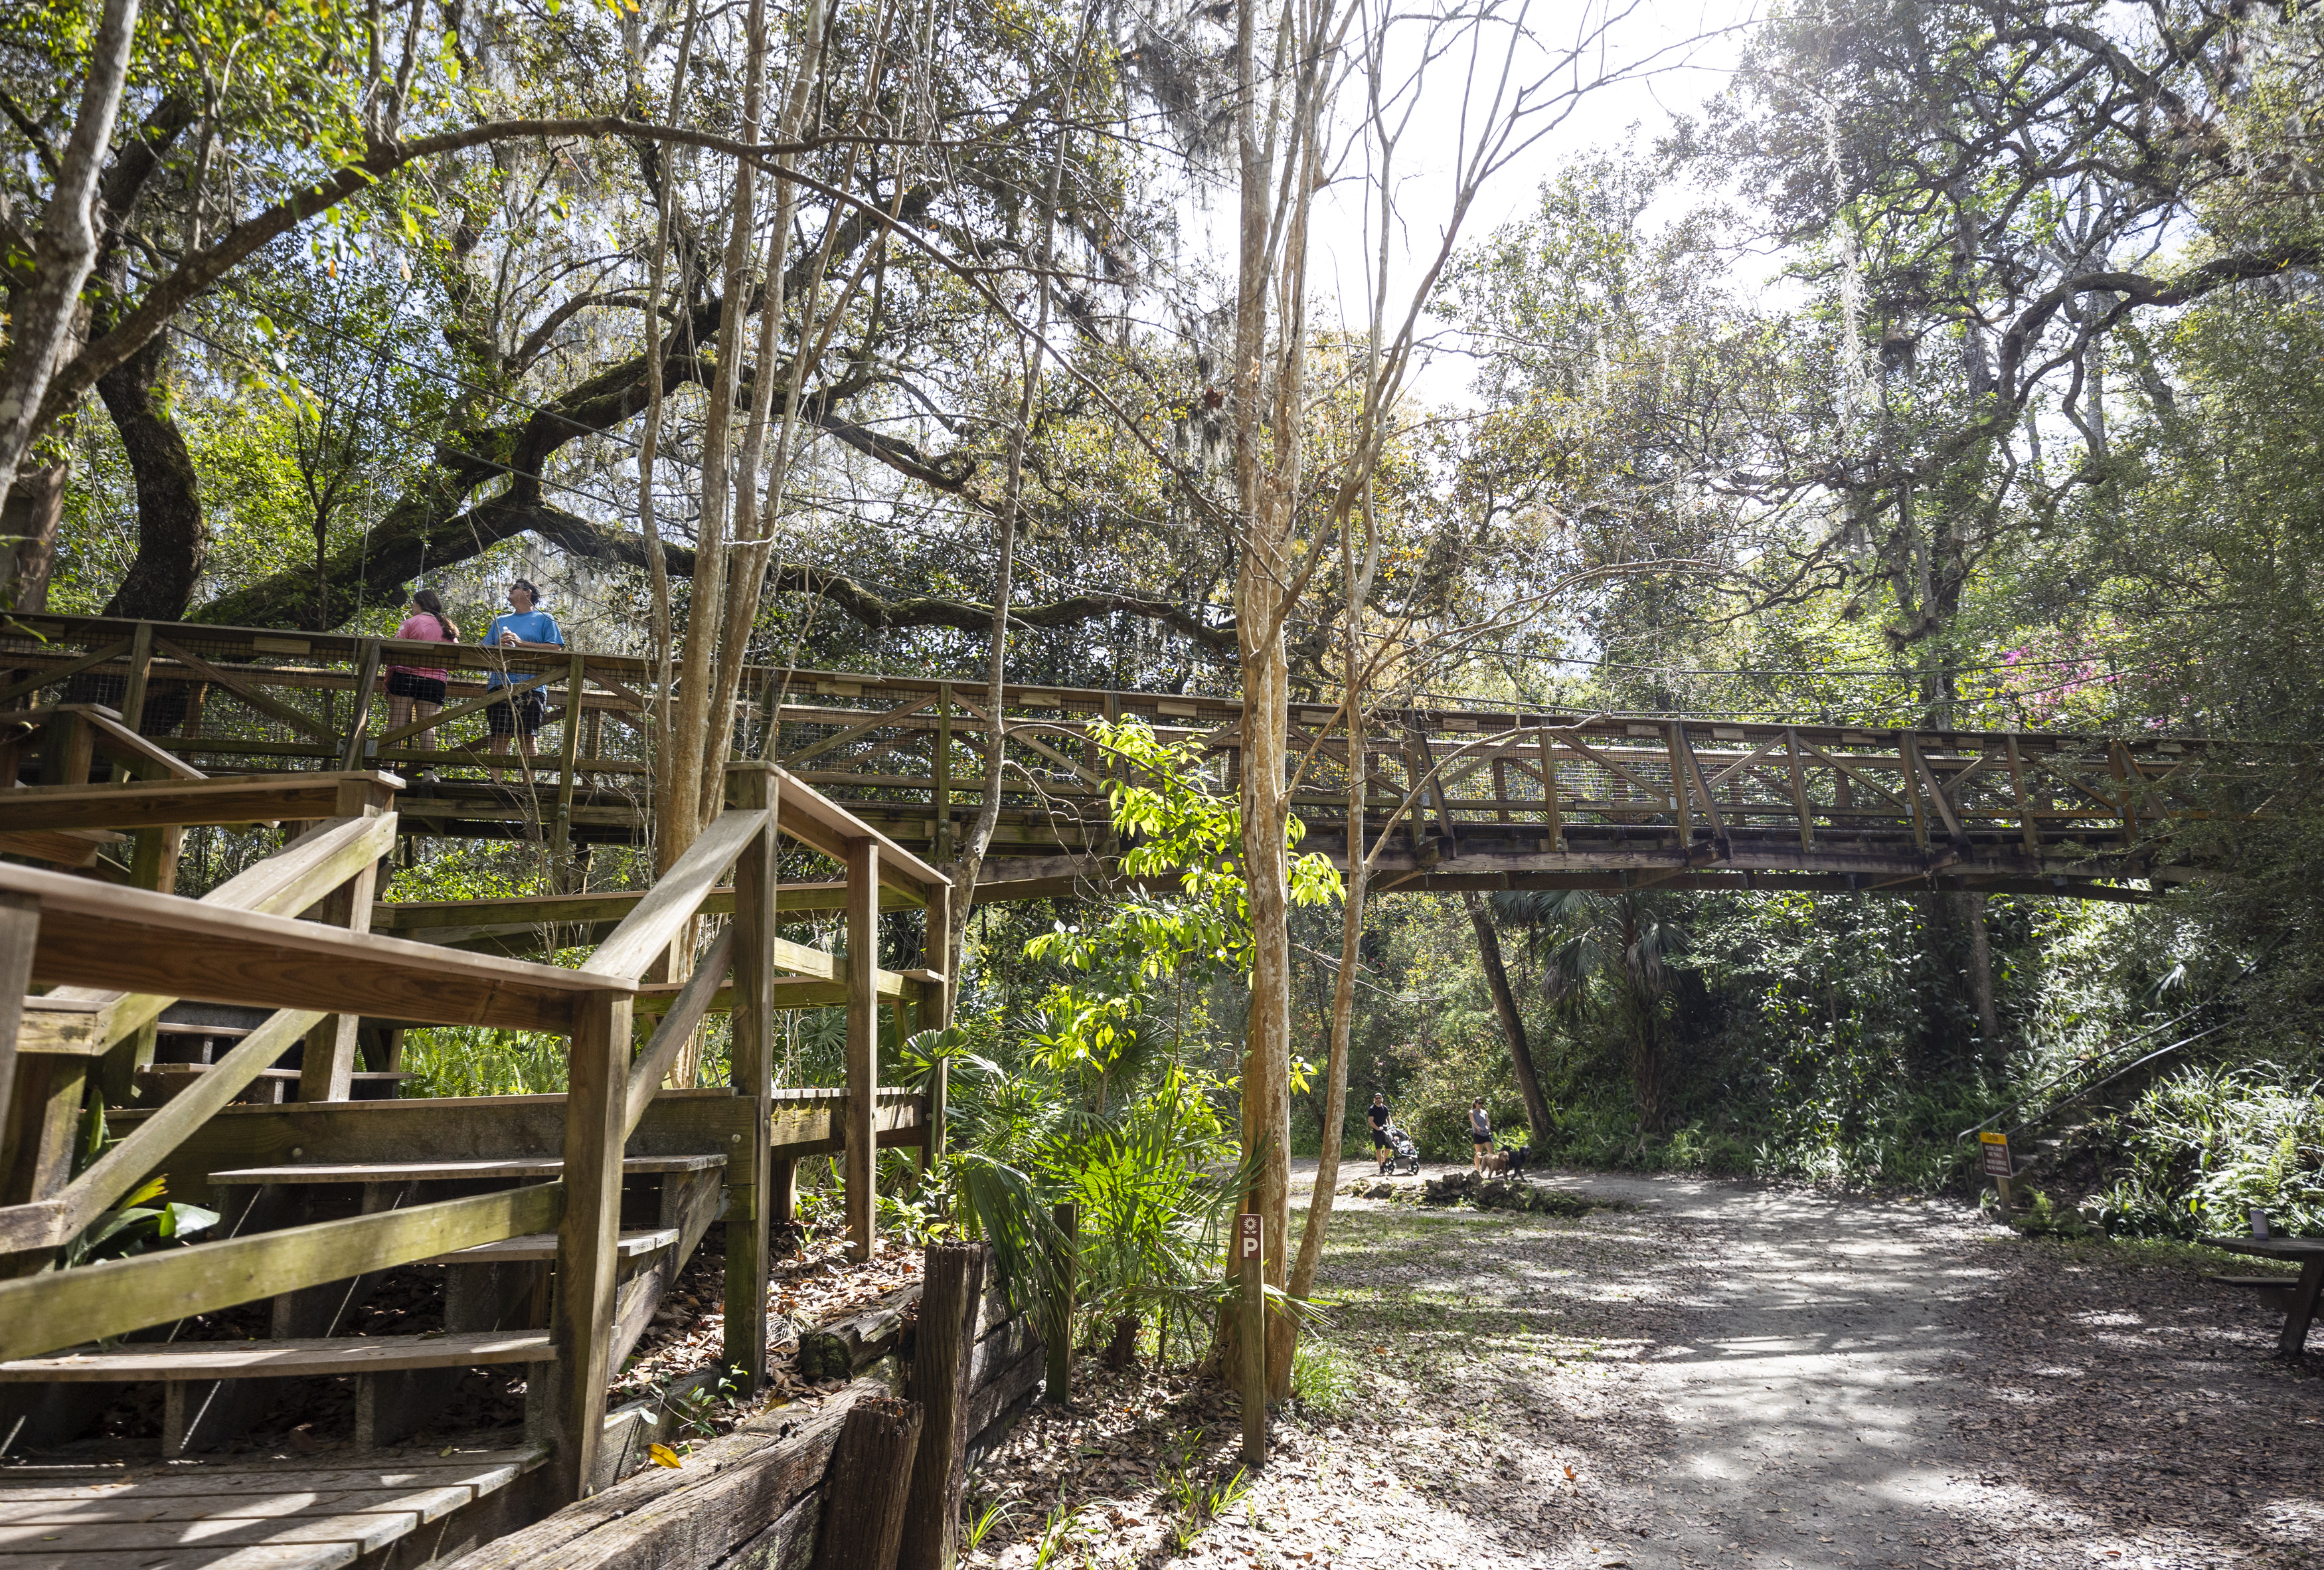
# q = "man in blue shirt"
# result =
<box><xmin>483</xmin><ymin>578</ymin><xmax>565</xmax><ymax>782</ymax></box>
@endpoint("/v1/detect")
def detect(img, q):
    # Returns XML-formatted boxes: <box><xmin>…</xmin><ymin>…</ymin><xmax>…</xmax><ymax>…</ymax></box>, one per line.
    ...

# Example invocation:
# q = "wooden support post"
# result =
<box><xmin>2280</xmin><ymin>1255</ymin><xmax>2323</xmax><ymax>1359</ymax></box>
<box><xmin>96</xmin><ymin>1017</ymin><xmax>155</xmax><ymax>1106</ymax></box>
<box><xmin>2109</xmin><ymin>741</ymin><xmax>2142</xmax><ymax>843</ymax></box>
<box><xmin>299</xmin><ymin>857</ymin><xmax>378</xmax><ymax>1103</ymax></box>
<box><xmin>2005</xmin><ymin>736</ymin><xmax>2039</xmax><ymax>853</ymax></box>
<box><xmin>772</xmin><ymin>1155</ymin><xmax>797</xmax><ymax>1227</ymax></box>
<box><xmin>549</xmin><ymin>988</ymin><xmax>633</xmax><ymax>1501</ymax></box>
<box><xmin>337</xmin><ymin>639</ymin><xmax>384</xmax><ymax>770</ymax></box>
<box><xmin>0</xmin><ymin>1054</ymin><xmax>82</xmax><ymax>1278</ymax></box>
<box><xmin>552</xmin><ymin>648</ymin><xmax>587</xmax><ymax>879</ymax></box>
<box><xmin>0</xmin><ymin>894</ymin><xmax>37</xmax><ymax>1171</ymax></box>
<box><xmin>896</xmin><ymin>1240</ymin><xmax>990</xmax><ymax>1570</ymax></box>
<box><xmin>1663</xmin><ymin>723</ymin><xmax>1695</xmax><ymax>851</ymax></box>
<box><xmin>1045</xmin><ymin>1201</ymin><xmax>1076</xmax><ymax>1405</ymax></box>
<box><xmin>812</xmin><ymin>1397</ymin><xmax>926</xmax><ymax>1570</ymax></box>
<box><xmin>922</xmin><ymin>879</ymin><xmax>952</xmax><ymax>1171</ymax></box>
<box><xmin>725</xmin><ymin>762</ymin><xmax>780</xmax><ymax>1390</ymax></box>
<box><xmin>934</xmin><ymin>682</ymin><xmax>954</xmax><ymax>864</ymax></box>
<box><xmin>1784</xmin><ymin>728</ymin><xmax>1815</xmax><ymax>852</ymax></box>
<box><xmin>128</xmin><ymin>825</ymin><xmax>183</xmax><ymax>895</ymax></box>
<box><xmin>110</xmin><ymin>622</ymin><xmax>155</xmax><ymax>782</ymax></box>
<box><xmin>38</xmin><ymin>709</ymin><xmax>91</xmax><ymax>786</ymax></box>
<box><xmin>846</xmin><ymin>835</ymin><xmax>879</xmax><ymax>1263</ymax></box>
<box><xmin>1239</xmin><ymin>1211</ymin><xmax>1265</xmax><ymax>1466</ymax></box>
<box><xmin>1900</xmin><ymin>732</ymin><xmax>1932</xmax><ymax>851</ymax></box>
<box><xmin>1537</xmin><ymin>728</ymin><xmax>1564</xmax><ymax>852</ymax></box>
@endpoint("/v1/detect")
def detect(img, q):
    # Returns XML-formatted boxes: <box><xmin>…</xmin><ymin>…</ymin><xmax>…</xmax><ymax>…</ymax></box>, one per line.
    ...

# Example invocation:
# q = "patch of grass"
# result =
<box><xmin>2005</xmin><ymin>1228</ymin><xmax>2268</xmax><ymax>1277</ymax></box>
<box><xmin>1289</xmin><ymin>1336</ymin><xmax>1357</xmax><ymax>1418</ymax></box>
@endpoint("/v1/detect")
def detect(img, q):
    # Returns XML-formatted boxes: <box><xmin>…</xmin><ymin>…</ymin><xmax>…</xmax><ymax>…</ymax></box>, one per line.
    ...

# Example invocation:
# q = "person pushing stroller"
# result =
<box><xmin>1369</xmin><ymin>1093</ymin><xmax>1420</xmax><ymax>1176</ymax></box>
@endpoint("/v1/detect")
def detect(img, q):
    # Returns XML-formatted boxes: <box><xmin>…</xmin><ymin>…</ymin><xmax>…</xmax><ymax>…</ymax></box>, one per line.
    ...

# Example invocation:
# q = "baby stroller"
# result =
<box><xmin>1377</xmin><ymin>1123</ymin><xmax>1422</xmax><ymax>1177</ymax></box>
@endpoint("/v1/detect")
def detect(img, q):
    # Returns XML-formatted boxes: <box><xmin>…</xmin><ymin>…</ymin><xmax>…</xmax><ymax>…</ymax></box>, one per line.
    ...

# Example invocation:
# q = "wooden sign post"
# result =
<box><xmin>1238</xmin><ymin>1212</ymin><xmax>1265</xmax><ymax>1466</ymax></box>
<box><xmin>1980</xmin><ymin>1130</ymin><xmax>2013</xmax><ymax>1215</ymax></box>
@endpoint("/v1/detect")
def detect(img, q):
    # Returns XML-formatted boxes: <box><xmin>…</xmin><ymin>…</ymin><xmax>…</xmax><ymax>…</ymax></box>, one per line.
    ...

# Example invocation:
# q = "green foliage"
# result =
<box><xmin>894</xmin><ymin>723</ymin><xmax>1343</xmax><ymax>1379</ymax></box>
<box><xmin>1288</xmin><ymin>1336</ymin><xmax>1357</xmax><ymax>1417</ymax></box>
<box><xmin>2087</xmin><ymin>1067</ymin><xmax>2324</xmax><ymax>1239</ymax></box>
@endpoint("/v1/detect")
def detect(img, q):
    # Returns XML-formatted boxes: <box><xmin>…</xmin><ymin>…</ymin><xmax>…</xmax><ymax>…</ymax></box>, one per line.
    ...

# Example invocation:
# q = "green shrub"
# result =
<box><xmin>2088</xmin><ymin>1065</ymin><xmax>2324</xmax><ymax>1237</ymax></box>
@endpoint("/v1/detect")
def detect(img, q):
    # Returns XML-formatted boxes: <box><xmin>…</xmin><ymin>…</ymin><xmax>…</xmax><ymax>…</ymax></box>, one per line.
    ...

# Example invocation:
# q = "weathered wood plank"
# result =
<box><xmin>3</xmin><ymin>857</ymin><xmax>612</xmax><ymax>1036</ymax></box>
<box><xmin>422</xmin><ymin>1227</ymin><xmax>675</xmax><ymax>1265</ymax></box>
<box><xmin>845</xmin><ymin>839</ymin><xmax>878</xmax><ymax>1264</ymax></box>
<box><xmin>0</xmin><ymin>1330</ymin><xmax>552</xmax><ymax>1380</ymax></box>
<box><xmin>625</xmin><ymin>928</ymin><xmax>735</xmax><ymax>1134</ymax></box>
<box><xmin>0</xmin><ymin>1183</ymin><xmax>562</xmax><ymax>1361</ymax></box>
<box><xmin>584</xmin><ymin>809</ymin><xmax>769</xmax><ymax>983</ymax></box>
<box><xmin>797</xmin><ymin>1283</ymin><xmax>920</xmax><ymax>1380</ymax></box>
<box><xmin>106</xmin><ymin>1090</ymin><xmax>762</xmax><ymax>1207</ymax></box>
<box><xmin>962</xmin><ymin>1340</ymin><xmax>1045</xmax><ymax>1453</ymax></box>
<box><xmin>205</xmin><ymin>1154</ymin><xmax>723</xmax><ymax>1184</ymax></box>
<box><xmin>0</xmin><ymin>1450</ymin><xmax>544</xmax><ymax>1499</ymax></box>
<box><xmin>434</xmin><ymin>1377</ymin><xmax>887</xmax><ymax>1570</ymax></box>
<box><xmin>726</xmin><ymin>764</ymin><xmax>778</xmax><ymax>1391</ymax></box>
<box><xmin>546</xmin><ymin>990</ymin><xmax>631</xmax><ymax>1502</ymax></box>
<box><xmin>0</xmin><ymin>1483</ymin><xmax>479</xmax><ymax>1524</ymax></box>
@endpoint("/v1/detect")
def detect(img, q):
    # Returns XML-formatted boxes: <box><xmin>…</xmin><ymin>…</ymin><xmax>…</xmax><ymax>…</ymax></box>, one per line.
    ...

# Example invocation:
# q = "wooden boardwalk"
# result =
<box><xmin>2</xmin><ymin>611</ymin><xmax>2276</xmax><ymax>901</ymax></box>
<box><xmin>0</xmin><ymin>1445</ymin><xmax>544</xmax><ymax>1568</ymax></box>
<box><xmin>0</xmin><ymin>755</ymin><xmax>955</xmax><ymax>1570</ymax></box>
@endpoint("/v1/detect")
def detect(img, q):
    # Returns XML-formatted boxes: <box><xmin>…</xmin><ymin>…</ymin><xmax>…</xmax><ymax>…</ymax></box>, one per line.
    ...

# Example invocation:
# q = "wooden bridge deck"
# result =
<box><xmin>1</xmin><ymin>612</ymin><xmax>2272</xmax><ymax>900</ymax></box>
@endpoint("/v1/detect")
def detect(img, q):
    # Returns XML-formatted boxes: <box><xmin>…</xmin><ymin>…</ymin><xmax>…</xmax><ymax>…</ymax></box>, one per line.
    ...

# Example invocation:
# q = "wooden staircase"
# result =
<box><xmin>0</xmin><ymin>756</ymin><xmax>955</xmax><ymax>1565</ymax></box>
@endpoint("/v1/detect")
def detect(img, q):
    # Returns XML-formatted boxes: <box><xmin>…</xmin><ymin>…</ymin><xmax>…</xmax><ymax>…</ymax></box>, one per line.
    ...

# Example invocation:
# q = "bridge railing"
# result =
<box><xmin>0</xmin><ymin>614</ymin><xmax>2266</xmax><ymax>885</ymax></box>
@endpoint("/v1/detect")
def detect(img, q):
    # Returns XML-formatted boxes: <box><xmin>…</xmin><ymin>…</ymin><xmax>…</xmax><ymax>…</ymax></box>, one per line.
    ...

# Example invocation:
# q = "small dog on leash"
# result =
<box><xmin>1477</xmin><ymin>1144</ymin><xmax>1529</xmax><ymax>1176</ymax></box>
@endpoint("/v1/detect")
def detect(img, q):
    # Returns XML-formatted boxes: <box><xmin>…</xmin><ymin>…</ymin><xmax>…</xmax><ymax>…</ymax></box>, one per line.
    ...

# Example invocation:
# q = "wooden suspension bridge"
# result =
<box><xmin>0</xmin><ymin>610</ymin><xmax>2270</xmax><ymax>1567</ymax></box>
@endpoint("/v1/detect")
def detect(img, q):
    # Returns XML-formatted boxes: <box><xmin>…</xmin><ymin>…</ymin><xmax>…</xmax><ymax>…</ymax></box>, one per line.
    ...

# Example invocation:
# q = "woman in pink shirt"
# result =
<box><xmin>386</xmin><ymin>589</ymin><xmax>459</xmax><ymax>760</ymax></box>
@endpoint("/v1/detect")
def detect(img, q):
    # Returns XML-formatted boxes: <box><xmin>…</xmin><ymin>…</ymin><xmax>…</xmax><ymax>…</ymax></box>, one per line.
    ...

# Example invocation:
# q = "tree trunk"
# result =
<box><xmin>1959</xmin><ymin>890</ymin><xmax>1999</xmax><ymax>1055</ymax></box>
<box><xmin>96</xmin><ymin>333</ymin><xmax>207</xmax><ymax>621</ymax></box>
<box><xmin>1</xmin><ymin>461</ymin><xmax>69</xmax><ymax>612</ymax></box>
<box><xmin>1463</xmin><ymin>891</ymin><xmax>1552</xmax><ymax>1146</ymax></box>
<box><xmin>0</xmin><ymin>0</ymin><xmax>143</xmax><ymax>503</ymax></box>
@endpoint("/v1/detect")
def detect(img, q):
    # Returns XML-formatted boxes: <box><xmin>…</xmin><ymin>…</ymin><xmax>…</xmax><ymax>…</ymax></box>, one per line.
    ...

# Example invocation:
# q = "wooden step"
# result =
<box><xmin>133</xmin><ymin>1065</ymin><xmax>412</xmax><ymax>1106</ymax></box>
<box><xmin>0</xmin><ymin>1444</ymin><xmax>545</xmax><ymax>1569</ymax></box>
<box><xmin>207</xmin><ymin>1153</ymin><xmax>726</xmax><ymax>1185</ymax></box>
<box><xmin>0</xmin><ymin>1330</ymin><xmax>554</xmax><ymax>1381</ymax></box>
<box><xmin>420</xmin><ymin>1227</ymin><xmax>677</xmax><ymax>1265</ymax></box>
<box><xmin>2202</xmin><ymin>1272</ymin><xmax>2301</xmax><ymax>1289</ymax></box>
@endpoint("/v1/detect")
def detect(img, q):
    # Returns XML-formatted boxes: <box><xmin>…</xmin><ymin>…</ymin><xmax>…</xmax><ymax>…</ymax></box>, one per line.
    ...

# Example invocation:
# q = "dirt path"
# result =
<box><xmin>965</xmin><ymin>1168</ymin><xmax>2322</xmax><ymax>1570</ymax></box>
<box><xmin>1560</xmin><ymin>1172</ymin><xmax>2002</xmax><ymax>1570</ymax></box>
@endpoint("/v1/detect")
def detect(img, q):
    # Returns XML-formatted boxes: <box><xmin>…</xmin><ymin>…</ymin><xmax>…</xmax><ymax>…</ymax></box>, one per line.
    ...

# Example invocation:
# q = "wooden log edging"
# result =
<box><xmin>799</xmin><ymin>1281</ymin><xmax>921</xmax><ymax>1379</ymax></box>
<box><xmin>440</xmin><ymin>1364</ymin><xmax>904</xmax><ymax>1570</ymax></box>
<box><xmin>897</xmin><ymin>1242</ymin><xmax>987</xmax><ymax>1570</ymax></box>
<box><xmin>811</xmin><ymin>1396</ymin><xmax>924</xmax><ymax>1570</ymax></box>
<box><xmin>441</xmin><ymin>1248</ymin><xmax>1052</xmax><ymax>1570</ymax></box>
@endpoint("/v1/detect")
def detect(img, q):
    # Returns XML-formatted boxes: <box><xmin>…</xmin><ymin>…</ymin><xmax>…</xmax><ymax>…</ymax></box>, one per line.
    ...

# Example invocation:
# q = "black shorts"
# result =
<box><xmin>385</xmin><ymin>670</ymin><xmax>446</xmax><ymax>705</ymax></box>
<box><xmin>487</xmin><ymin>688</ymin><xmax>546</xmax><ymax>736</ymax></box>
<box><xmin>1473</xmin><ymin>1135</ymin><xmax>1493</xmax><ymax>1148</ymax></box>
<box><xmin>1370</xmin><ymin>1128</ymin><xmax>1391</xmax><ymax>1149</ymax></box>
